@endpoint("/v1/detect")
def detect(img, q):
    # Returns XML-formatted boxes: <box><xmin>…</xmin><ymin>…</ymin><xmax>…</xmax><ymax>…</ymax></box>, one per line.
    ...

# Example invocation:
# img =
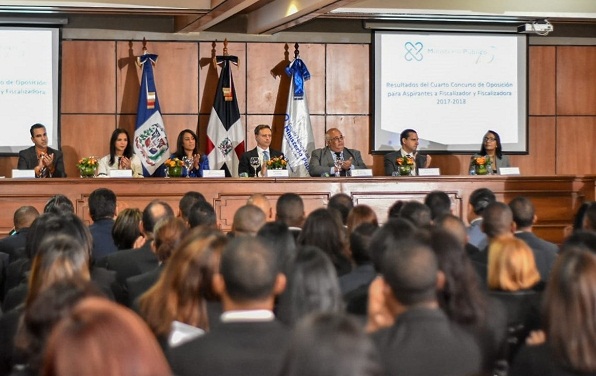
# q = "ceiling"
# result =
<box><xmin>0</xmin><ymin>0</ymin><xmax>595</xmax><ymax>35</ymax></box>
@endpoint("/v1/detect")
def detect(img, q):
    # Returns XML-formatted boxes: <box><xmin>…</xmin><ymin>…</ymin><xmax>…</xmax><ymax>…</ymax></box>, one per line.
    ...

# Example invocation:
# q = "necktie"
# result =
<box><xmin>335</xmin><ymin>152</ymin><xmax>346</xmax><ymax>176</ymax></box>
<box><xmin>263</xmin><ymin>150</ymin><xmax>270</xmax><ymax>162</ymax></box>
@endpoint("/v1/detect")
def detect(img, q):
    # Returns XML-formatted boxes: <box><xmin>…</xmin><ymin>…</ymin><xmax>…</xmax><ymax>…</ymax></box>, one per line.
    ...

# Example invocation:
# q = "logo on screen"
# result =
<box><xmin>404</xmin><ymin>42</ymin><xmax>424</xmax><ymax>61</ymax></box>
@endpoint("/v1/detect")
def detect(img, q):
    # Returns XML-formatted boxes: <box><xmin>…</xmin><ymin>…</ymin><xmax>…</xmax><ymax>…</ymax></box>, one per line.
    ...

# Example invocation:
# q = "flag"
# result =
<box><xmin>134</xmin><ymin>53</ymin><xmax>169</xmax><ymax>177</ymax></box>
<box><xmin>205</xmin><ymin>55</ymin><xmax>244</xmax><ymax>177</ymax></box>
<box><xmin>282</xmin><ymin>57</ymin><xmax>314</xmax><ymax>177</ymax></box>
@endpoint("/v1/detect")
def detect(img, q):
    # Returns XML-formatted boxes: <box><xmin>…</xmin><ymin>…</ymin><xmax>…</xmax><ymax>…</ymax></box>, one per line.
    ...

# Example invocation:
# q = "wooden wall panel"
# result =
<box><xmin>509</xmin><ymin>117</ymin><xmax>556</xmax><ymax>175</ymax></box>
<box><xmin>116</xmin><ymin>41</ymin><xmax>199</xmax><ymax>114</ymax></box>
<box><xmin>246</xmin><ymin>43</ymin><xmax>291</xmax><ymax>115</ymax></box>
<box><xmin>326</xmin><ymin>115</ymin><xmax>372</xmax><ymax>166</ymax></box>
<box><xmin>529</xmin><ymin>46</ymin><xmax>556</xmax><ymax>116</ymax></box>
<box><xmin>326</xmin><ymin>44</ymin><xmax>369</xmax><ymax>115</ymax></box>
<box><xmin>556</xmin><ymin>116</ymin><xmax>596</xmax><ymax>174</ymax></box>
<box><xmin>61</xmin><ymin>41</ymin><xmax>116</xmax><ymax>114</ymax></box>
<box><xmin>557</xmin><ymin>47</ymin><xmax>596</xmax><ymax>115</ymax></box>
<box><xmin>61</xmin><ymin>114</ymin><xmax>116</xmax><ymax>177</ymax></box>
<box><xmin>0</xmin><ymin>157</ymin><xmax>18</xmax><ymax>178</ymax></box>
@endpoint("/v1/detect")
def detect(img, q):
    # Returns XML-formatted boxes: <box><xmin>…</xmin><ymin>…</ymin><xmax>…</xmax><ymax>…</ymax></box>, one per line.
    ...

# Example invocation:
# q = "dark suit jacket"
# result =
<box><xmin>372</xmin><ymin>307</ymin><xmax>482</xmax><ymax>376</ymax></box>
<box><xmin>89</xmin><ymin>218</ymin><xmax>118</xmax><ymax>262</ymax></box>
<box><xmin>238</xmin><ymin>147</ymin><xmax>283</xmax><ymax>177</ymax></box>
<box><xmin>383</xmin><ymin>149</ymin><xmax>429</xmax><ymax>176</ymax></box>
<box><xmin>515</xmin><ymin>231</ymin><xmax>558</xmax><ymax>282</ymax></box>
<box><xmin>17</xmin><ymin>146</ymin><xmax>66</xmax><ymax>177</ymax></box>
<box><xmin>510</xmin><ymin>343</ymin><xmax>589</xmax><ymax>376</ymax></box>
<box><xmin>0</xmin><ymin>229</ymin><xmax>29</xmax><ymax>263</ymax></box>
<box><xmin>126</xmin><ymin>265</ymin><xmax>162</xmax><ymax>308</ymax></box>
<box><xmin>308</xmin><ymin>147</ymin><xmax>367</xmax><ymax>177</ymax></box>
<box><xmin>169</xmin><ymin>319</ymin><xmax>290</xmax><ymax>376</ymax></box>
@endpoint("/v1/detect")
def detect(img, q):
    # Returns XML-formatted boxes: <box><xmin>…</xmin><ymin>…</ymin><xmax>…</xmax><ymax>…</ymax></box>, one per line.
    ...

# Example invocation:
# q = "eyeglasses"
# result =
<box><xmin>483</xmin><ymin>137</ymin><xmax>496</xmax><ymax>142</ymax></box>
<box><xmin>329</xmin><ymin>136</ymin><xmax>344</xmax><ymax>142</ymax></box>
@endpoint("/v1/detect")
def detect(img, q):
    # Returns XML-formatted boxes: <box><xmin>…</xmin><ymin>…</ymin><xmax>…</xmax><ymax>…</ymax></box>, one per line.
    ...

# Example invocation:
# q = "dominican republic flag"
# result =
<box><xmin>206</xmin><ymin>55</ymin><xmax>244</xmax><ymax>177</ymax></box>
<box><xmin>282</xmin><ymin>57</ymin><xmax>314</xmax><ymax>177</ymax></box>
<box><xmin>134</xmin><ymin>53</ymin><xmax>169</xmax><ymax>177</ymax></box>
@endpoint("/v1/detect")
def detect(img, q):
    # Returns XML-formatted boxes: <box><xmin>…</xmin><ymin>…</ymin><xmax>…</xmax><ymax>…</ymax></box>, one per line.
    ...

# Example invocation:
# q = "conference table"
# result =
<box><xmin>0</xmin><ymin>175</ymin><xmax>593</xmax><ymax>244</ymax></box>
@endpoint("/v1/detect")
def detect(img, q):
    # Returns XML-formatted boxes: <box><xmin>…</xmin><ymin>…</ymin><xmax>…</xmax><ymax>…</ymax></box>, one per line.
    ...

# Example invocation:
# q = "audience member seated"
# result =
<box><xmin>126</xmin><ymin>217</ymin><xmax>188</xmax><ymax>307</ymax></box>
<box><xmin>177</xmin><ymin>191</ymin><xmax>206</xmax><ymax>225</ymax></box>
<box><xmin>169</xmin><ymin>237</ymin><xmax>289</xmax><ymax>376</ymax></box>
<box><xmin>383</xmin><ymin>128</ymin><xmax>432</xmax><ymax>176</ymax></box>
<box><xmin>434</xmin><ymin>213</ymin><xmax>481</xmax><ymax>258</ymax></box>
<box><xmin>277</xmin><ymin>246</ymin><xmax>343</xmax><ymax>326</ymax></box>
<box><xmin>87</xmin><ymin>188</ymin><xmax>118</xmax><ymax>261</ymax></box>
<box><xmin>328</xmin><ymin>193</ymin><xmax>354</xmax><ymax>226</ymax></box>
<box><xmin>560</xmin><ymin>230</ymin><xmax>596</xmax><ymax>254</ymax></box>
<box><xmin>111</xmin><ymin>208</ymin><xmax>143</xmax><ymax>251</ymax></box>
<box><xmin>97</xmin><ymin>128</ymin><xmax>143</xmax><ymax>177</ymax></box>
<box><xmin>238</xmin><ymin>124</ymin><xmax>282</xmax><ymax>177</ymax></box>
<box><xmin>466</xmin><ymin>188</ymin><xmax>497</xmax><ymax>249</ymax></box>
<box><xmin>247</xmin><ymin>193</ymin><xmax>273</xmax><ymax>221</ymax></box>
<box><xmin>424</xmin><ymin>190</ymin><xmax>451</xmax><ymax>221</ymax></box>
<box><xmin>511</xmin><ymin>248</ymin><xmax>596</xmax><ymax>376</ymax></box>
<box><xmin>41</xmin><ymin>297</ymin><xmax>171</xmax><ymax>376</ymax></box>
<box><xmin>278</xmin><ymin>312</ymin><xmax>383</xmax><ymax>376</ymax></box>
<box><xmin>256</xmin><ymin>221</ymin><xmax>296</xmax><ymax>275</ymax></box>
<box><xmin>487</xmin><ymin>237</ymin><xmax>543</xmax><ymax>364</ymax></box>
<box><xmin>229</xmin><ymin>204</ymin><xmax>266</xmax><ymax>237</ymax></box>
<box><xmin>188</xmin><ymin>201</ymin><xmax>218</xmax><ymax>230</ymax></box>
<box><xmin>582</xmin><ymin>201</ymin><xmax>596</xmax><ymax>232</ymax></box>
<box><xmin>386</xmin><ymin>200</ymin><xmax>404</xmax><ymax>220</ymax></box>
<box><xmin>275</xmin><ymin>193</ymin><xmax>305</xmax><ymax>240</ymax></box>
<box><xmin>139</xmin><ymin>229</ymin><xmax>226</xmax><ymax>350</ymax></box>
<box><xmin>43</xmin><ymin>195</ymin><xmax>74</xmax><ymax>215</ymax></box>
<box><xmin>397</xmin><ymin>200</ymin><xmax>432</xmax><ymax>228</ymax></box>
<box><xmin>469</xmin><ymin>130</ymin><xmax>511</xmax><ymax>174</ymax></box>
<box><xmin>509</xmin><ymin>196</ymin><xmax>559</xmax><ymax>282</ymax></box>
<box><xmin>563</xmin><ymin>201</ymin><xmax>593</xmax><ymax>237</ymax></box>
<box><xmin>171</xmin><ymin>129</ymin><xmax>209</xmax><ymax>177</ymax></box>
<box><xmin>308</xmin><ymin>128</ymin><xmax>366</xmax><ymax>177</ymax></box>
<box><xmin>346</xmin><ymin>205</ymin><xmax>378</xmax><ymax>235</ymax></box>
<box><xmin>339</xmin><ymin>222</ymin><xmax>378</xmax><ymax>296</ymax></box>
<box><xmin>370</xmin><ymin>238</ymin><xmax>483</xmax><ymax>376</ymax></box>
<box><xmin>17</xmin><ymin>123</ymin><xmax>65</xmax><ymax>178</ymax></box>
<box><xmin>297</xmin><ymin>208</ymin><xmax>352</xmax><ymax>277</ymax></box>
<box><xmin>0</xmin><ymin>206</ymin><xmax>39</xmax><ymax>263</ymax></box>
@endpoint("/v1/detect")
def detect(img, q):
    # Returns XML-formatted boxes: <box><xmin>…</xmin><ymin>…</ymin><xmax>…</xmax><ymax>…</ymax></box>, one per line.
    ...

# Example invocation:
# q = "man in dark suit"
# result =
<box><xmin>17</xmin><ymin>123</ymin><xmax>66</xmax><ymax>178</ymax></box>
<box><xmin>275</xmin><ymin>193</ymin><xmax>305</xmax><ymax>239</ymax></box>
<box><xmin>0</xmin><ymin>206</ymin><xmax>39</xmax><ymax>263</ymax></box>
<box><xmin>308</xmin><ymin>128</ymin><xmax>367</xmax><ymax>177</ymax></box>
<box><xmin>238</xmin><ymin>124</ymin><xmax>283</xmax><ymax>177</ymax></box>
<box><xmin>509</xmin><ymin>196</ymin><xmax>559</xmax><ymax>282</ymax></box>
<box><xmin>169</xmin><ymin>236</ymin><xmax>289</xmax><ymax>376</ymax></box>
<box><xmin>384</xmin><ymin>128</ymin><xmax>431</xmax><ymax>176</ymax></box>
<box><xmin>370</xmin><ymin>238</ymin><xmax>482</xmax><ymax>376</ymax></box>
<box><xmin>88</xmin><ymin>188</ymin><xmax>118</xmax><ymax>262</ymax></box>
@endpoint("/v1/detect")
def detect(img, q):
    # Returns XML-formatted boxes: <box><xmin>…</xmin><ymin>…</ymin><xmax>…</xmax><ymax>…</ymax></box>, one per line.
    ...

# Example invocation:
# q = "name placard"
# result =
<box><xmin>499</xmin><ymin>167</ymin><xmax>521</xmax><ymax>176</ymax></box>
<box><xmin>203</xmin><ymin>170</ymin><xmax>226</xmax><ymax>178</ymax></box>
<box><xmin>109</xmin><ymin>170</ymin><xmax>133</xmax><ymax>178</ymax></box>
<box><xmin>349</xmin><ymin>169</ymin><xmax>373</xmax><ymax>177</ymax></box>
<box><xmin>12</xmin><ymin>169</ymin><xmax>35</xmax><ymax>178</ymax></box>
<box><xmin>266</xmin><ymin>169</ymin><xmax>289</xmax><ymax>178</ymax></box>
<box><xmin>418</xmin><ymin>168</ymin><xmax>441</xmax><ymax>176</ymax></box>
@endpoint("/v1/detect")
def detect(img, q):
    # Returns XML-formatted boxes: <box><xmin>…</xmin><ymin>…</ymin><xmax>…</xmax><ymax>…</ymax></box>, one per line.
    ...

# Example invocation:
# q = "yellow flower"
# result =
<box><xmin>396</xmin><ymin>156</ymin><xmax>414</xmax><ymax>166</ymax></box>
<box><xmin>266</xmin><ymin>156</ymin><xmax>287</xmax><ymax>169</ymax></box>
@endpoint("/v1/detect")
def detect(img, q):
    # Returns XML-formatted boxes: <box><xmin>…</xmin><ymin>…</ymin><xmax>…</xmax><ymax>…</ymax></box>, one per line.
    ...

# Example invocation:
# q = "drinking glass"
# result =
<box><xmin>183</xmin><ymin>156</ymin><xmax>193</xmax><ymax>178</ymax></box>
<box><xmin>334</xmin><ymin>156</ymin><xmax>343</xmax><ymax>177</ymax></box>
<box><xmin>250</xmin><ymin>157</ymin><xmax>260</xmax><ymax>177</ymax></box>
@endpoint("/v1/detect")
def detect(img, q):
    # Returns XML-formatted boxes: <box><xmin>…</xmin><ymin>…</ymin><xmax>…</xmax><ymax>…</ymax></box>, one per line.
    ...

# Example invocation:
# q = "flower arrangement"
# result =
<box><xmin>472</xmin><ymin>156</ymin><xmax>490</xmax><ymax>175</ymax></box>
<box><xmin>395</xmin><ymin>155</ymin><xmax>414</xmax><ymax>176</ymax></box>
<box><xmin>165</xmin><ymin>158</ymin><xmax>184</xmax><ymax>177</ymax></box>
<box><xmin>165</xmin><ymin>158</ymin><xmax>184</xmax><ymax>168</ymax></box>
<box><xmin>76</xmin><ymin>156</ymin><xmax>98</xmax><ymax>177</ymax></box>
<box><xmin>266</xmin><ymin>156</ymin><xmax>287</xmax><ymax>170</ymax></box>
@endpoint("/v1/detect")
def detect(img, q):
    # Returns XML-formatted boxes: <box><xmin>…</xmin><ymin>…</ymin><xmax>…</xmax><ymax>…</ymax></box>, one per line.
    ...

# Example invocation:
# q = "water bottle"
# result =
<box><xmin>469</xmin><ymin>164</ymin><xmax>476</xmax><ymax>175</ymax></box>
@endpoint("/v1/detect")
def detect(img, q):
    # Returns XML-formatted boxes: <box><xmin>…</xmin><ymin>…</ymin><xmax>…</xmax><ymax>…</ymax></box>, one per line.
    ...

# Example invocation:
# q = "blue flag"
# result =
<box><xmin>134</xmin><ymin>53</ymin><xmax>169</xmax><ymax>177</ymax></box>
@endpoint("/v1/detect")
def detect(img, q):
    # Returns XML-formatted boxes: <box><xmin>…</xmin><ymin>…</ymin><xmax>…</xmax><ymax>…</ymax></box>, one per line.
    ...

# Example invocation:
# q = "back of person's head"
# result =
<box><xmin>14</xmin><ymin>205</ymin><xmax>40</xmax><ymax>230</ymax></box>
<box><xmin>434</xmin><ymin>214</ymin><xmax>468</xmax><ymax>247</ymax></box>
<box><xmin>424</xmin><ymin>190</ymin><xmax>451</xmax><ymax>220</ymax></box>
<box><xmin>508</xmin><ymin>196</ymin><xmax>535</xmax><ymax>229</ymax></box>
<box><xmin>152</xmin><ymin>217</ymin><xmax>188</xmax><ymax>263</ymax></box>
<box><xmin>487</xmin><ymin>237</ymin><xmax>540</xmax><ymax>291</ymax></box>
<box><xmin>346</xmin><ymin>205</ymin><xmax>378</xmax><ymax>234</ymax></box>
<box><xmin>349</xmin><ymin>222</ymin><xmax>378</xmax><ymax>266</ymax></box>
<box><xmin>544</xmin><ymin>249</ymin><xmax>596</xmax><ymax>373</ymax></box>
<box><xmin>26</xmin><ymin>213</ymin><xmax>93</xmax><ymax>261</ymax></box>
<box><xmin>42</xmin><ymin>297</ymin><xmax>171</xmax><ymax>376</ymax></box>
<box><xmin>220</xmin><ymin>236</ymin><xmax>279</xmax><ymax>303</ymax></box>
<box><xmin>231</xmin><ymin>204</ymin><xmax>266</xmax><ymax>236</ymax></box>
<box><xmin>369</xmin><ymin>218</ymin><xmax>417</xmax><ymax>272</ymax></box>
<box><xmin>398</xmin><ymin>201</ymin><xmax>432</xmax><ymax>228</ymax></box>
<box><xmin>275</xmin><ymin>193</ymin><xmax>305</xmax><ymax>228</ymax></box>
<box><xmin>278</xmin><ymin>246</ymin><xmax>343</xmax><ymax>326</ymax></box>
<box><xmin>572</xmin><ymin>202</ymin><xmax>592</xmax><ymax>232</ymax></box>
<box><xmin>387</xmin><ymin>200</ymin><xmax>404</xmax><ymax>220</ymax></box>
<box><xmin>469</xmin><ymin>188</ymin><xmax>496</xmax><ymax>215</ymax></box>
<box><xmin>482</xmin><ymin>202</ymin><xmax>514</xmax><ymax>238</ymax></box>
<box><xmin>297</xmin><ymin>208</ymin><xmax>348</xmax><ymax>267</ymax></box>
<box><xmin>561</xmin><ymin>230</ymin><xmax>596</xmax><ymax>254</ymax></box>
<box><xmin>188</xmin><ymin>200</ymin><xmax>217</xmax><ymax>229</ymax></box>
<box><xmin>247</xmin><ymin>193</ymin><xmax>271</xmax><ymax>219</ymax></box>
<box><xmin>279</xmin><ymin>312</ymin><xmax>382</xmax><ymax>376</ymax></box>
<box><xmin>88</xmin><ymin>188</ymin><xmax>117</xmax><ymax>222</ymax></box>
<box><xmin>178</xmin><ymin>191</ymin><xmax>206</xmax><ymax>221</ymax></box>
<box><xmin>257</xmin><ymin>221</ymin><xmax>296</xmax><ymax>274</ymax></box>
<box><xmin>142</xmin><ymin>200</ymin><xmax>174</xmax><ymax>237</ymax></box>
<box><xmin>328</xmin><ymin>193</ymin><xmax>353</xmax><ymax>225</ymax></box>
<box><xmin>15</xmin><ymin>280</ymin><xmax>103</xmax><ymax>374</ymax></box>
<box><xmin>44</xmin><ymin>195</ymin><xmax>74</xmax><ymax>215</ymax></box>
<box><xmin>27</xmin><ymin>233</ymin><xmax>91</xmax><ymax>308</ymax></box>
<box><xmin>140</xmin><ymin>228</ymin><xmax>227</xmax><ymax>336</ymax></box>
<box><xmin>111</xmin><ymin>208</ymin><xmax>142</xmax><ymax>250</ymax></box>
<box><xmin>582</xmin><ymin>202</ymin><xmax>596</xmax><ymax>231</ymax></box>
<box><xmin>381</xmin><ymin>238</ymin><xmax>438</xmax><ymax>306</ymax></box>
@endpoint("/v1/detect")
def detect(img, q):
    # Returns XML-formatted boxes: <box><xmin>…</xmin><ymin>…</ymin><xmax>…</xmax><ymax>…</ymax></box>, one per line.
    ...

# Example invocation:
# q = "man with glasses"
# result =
<box><xmin>384</xmin><ymin>128</ymin><xmax>432</xmax><ymax>176</ymax></box>
<box><xmin>308</xmin><ymin>128</ymin><xmax>366</xmax><ymax>177</ymax></box>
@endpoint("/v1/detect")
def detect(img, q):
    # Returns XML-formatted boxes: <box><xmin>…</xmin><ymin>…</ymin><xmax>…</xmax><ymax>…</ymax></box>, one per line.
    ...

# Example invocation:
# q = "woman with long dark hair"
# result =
<box><xmin>97</xmin><ymin>128</ymin><xmax>143</xmax><ymax>177</ymax></box>
<box><xmin>469</xmin><ymin>130</ymin><xmax>511</xmax><ymax>175</ymax></box>
<box><xmin>171</xmin><ymin>129</ymin><xmax>209</xmax><ymax>177</ymax></box>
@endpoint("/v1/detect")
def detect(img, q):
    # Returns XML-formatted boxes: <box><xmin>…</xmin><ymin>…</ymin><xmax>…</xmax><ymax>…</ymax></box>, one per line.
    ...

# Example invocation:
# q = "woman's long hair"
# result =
<box><xmin>479</xmin><ymin>130</ymin><xmax>503</xmax><ymax>158</ymax></box>
<box><xmin>173</xmin><ymin>129</ymin><xmax>199</xmax><ymax>159</ymax></box>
